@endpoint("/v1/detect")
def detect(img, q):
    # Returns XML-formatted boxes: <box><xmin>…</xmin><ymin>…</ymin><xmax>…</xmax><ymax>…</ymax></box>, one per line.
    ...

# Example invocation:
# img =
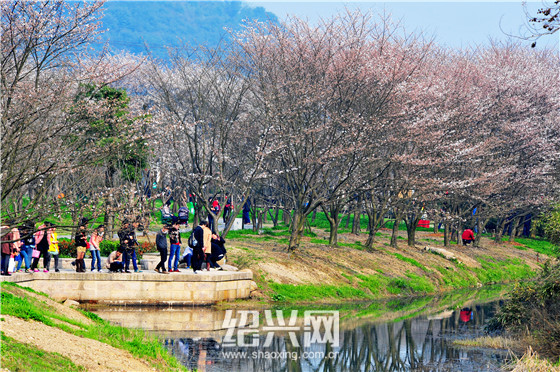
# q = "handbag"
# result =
<box><xmin>32</xmin><ymin>249</ymin><xmax>40</xmax><ymax>258</ymax></box>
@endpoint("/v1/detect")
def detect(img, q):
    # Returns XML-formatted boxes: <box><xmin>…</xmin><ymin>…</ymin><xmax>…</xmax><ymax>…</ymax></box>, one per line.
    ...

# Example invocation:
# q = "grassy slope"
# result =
<box><xmin>0</xmin><ymin>282</ymin><xmax>185</xmax><ymax>371</ymax></box>
<box><xmin>225</xmin><ymin>214</ymin><xmax>558</xmax><ymax>303</ymax></box>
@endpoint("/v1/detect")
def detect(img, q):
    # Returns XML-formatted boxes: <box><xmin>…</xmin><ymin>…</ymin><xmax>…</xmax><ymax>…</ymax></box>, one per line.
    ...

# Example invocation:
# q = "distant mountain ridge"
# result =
<box><xmin>99</xmin><ymin>1</ymin><xmax>277</xmax><ymax>58</ymax></box>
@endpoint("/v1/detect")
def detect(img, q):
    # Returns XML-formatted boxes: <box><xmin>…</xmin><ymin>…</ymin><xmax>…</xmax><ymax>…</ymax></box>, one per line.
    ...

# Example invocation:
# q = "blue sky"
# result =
<box><xmin>248</xmin><ymin>1</ymin><xmax>559</xmax><ymax>50</ymax></box>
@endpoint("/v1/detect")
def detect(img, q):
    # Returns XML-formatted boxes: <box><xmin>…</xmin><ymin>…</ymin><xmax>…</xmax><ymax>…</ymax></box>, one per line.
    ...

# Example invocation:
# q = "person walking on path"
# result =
<box><xmin>155</xmin><ymin>226</ymin><xmax>169</xmax><ymax>274</ymax></box>
<box><xmin>89</xmin><ymin>225</ymin><xmax>104</xmax><ymax>272</ymax></box>
<box><xmin>168</xmin><ymin>223</ymin><xmax>182</xmax><ymax>272</ymax></box>
<box><xmin>30</xmin><ymin>222</ymin><xmax>52</xmax><ymax>272</ymax></box>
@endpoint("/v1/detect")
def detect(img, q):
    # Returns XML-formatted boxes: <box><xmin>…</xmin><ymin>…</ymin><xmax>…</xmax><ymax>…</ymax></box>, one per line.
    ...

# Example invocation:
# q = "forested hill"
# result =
<box><xmin>100</xmin><ymin>1</ymin><xmax>277</xmax><ymax>58</ymax></box>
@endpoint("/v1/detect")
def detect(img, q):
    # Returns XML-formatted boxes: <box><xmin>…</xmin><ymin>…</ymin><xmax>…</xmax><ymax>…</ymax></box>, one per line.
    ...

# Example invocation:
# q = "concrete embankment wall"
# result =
<box><xmin>1</xmin><ymin>271</ymin><xmax>252</xmax><ymax>305</ymax></box>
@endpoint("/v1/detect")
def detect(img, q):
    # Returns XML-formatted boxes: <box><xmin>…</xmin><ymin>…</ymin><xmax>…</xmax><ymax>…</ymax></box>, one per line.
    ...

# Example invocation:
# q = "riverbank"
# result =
<box><xmin>0</xmin><ymin>282</ymin><xmax>185</xmax><ymax>371</ymax></box>
<box><xmin>224</xmin><ymin>226</ymin><xmax>557</xmax><ymax>303</ymax></box>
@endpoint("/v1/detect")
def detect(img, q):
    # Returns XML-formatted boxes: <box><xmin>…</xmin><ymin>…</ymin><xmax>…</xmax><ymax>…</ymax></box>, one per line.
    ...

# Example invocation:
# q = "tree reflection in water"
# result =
<box><xmin>163</xmin><ymin>301</ymin><xmax>511</xmax><ymax>371</ymax></box>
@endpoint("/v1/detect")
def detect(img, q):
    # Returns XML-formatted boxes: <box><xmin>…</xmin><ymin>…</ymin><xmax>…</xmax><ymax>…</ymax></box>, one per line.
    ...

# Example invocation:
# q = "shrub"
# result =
<box><xmin>137</xmin><ymin>241</ymin><xmax>156</xmax><ymax>258</ymax></box>
<box><xmin>58</xmin><ymin>239</ymin><xmax>75</xmax><ymax>257</ymax></box>
<box><xmin>99</xmin><ymin>240</ymin><xmax>120</xmax><ymax>257</ymax></box>
<box><xmin>487</xmin><ymin>260</ymin><xmax>560</xmax><ymax>359</ymax></box>
<box><xmin>543</xmin><ymin>205</ymin><xmax>560</xmax><ymax>245</ymax></box>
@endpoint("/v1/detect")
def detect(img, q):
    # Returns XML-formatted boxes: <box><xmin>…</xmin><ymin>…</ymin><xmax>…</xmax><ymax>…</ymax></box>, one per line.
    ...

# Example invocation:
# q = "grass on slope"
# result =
<box><xmin>0</xmin><ymin>282</ymin><xmax>185</xmax><ymax>371</ymax></box>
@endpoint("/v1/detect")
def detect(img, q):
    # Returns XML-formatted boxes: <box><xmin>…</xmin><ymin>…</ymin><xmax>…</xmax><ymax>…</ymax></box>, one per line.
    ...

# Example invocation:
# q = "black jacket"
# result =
<box><xmin>193</xmin><ymin>226</ymin><xmax>204</xmax><ymax>250</ymax></box>
<box><xmin>156</xmin><ymin>230</ymin><xmax>168</xmax><ymax>251</ymax></box>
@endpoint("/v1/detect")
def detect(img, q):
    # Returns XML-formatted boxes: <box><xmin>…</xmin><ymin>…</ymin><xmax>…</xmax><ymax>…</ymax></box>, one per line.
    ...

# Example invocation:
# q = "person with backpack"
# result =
<box><xmin>155</xmin><ymin>225</ymin><xmax>169</xmax><ymax>274</ymax></box>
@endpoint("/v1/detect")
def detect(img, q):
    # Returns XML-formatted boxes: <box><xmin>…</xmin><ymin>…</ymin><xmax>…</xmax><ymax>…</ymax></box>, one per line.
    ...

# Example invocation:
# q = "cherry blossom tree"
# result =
<box><xmin>1</xmin><ymin>0</ymin><xmax>145</xmax><ymax>233</ymax></box>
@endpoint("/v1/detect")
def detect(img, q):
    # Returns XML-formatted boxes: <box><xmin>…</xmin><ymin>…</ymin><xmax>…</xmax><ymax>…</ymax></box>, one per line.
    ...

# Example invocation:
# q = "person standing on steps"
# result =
<box><xmin>75</xmin><ymin>221</ymin><xmax>88</xmax><ymax>273</ymax></box>
<box><xmin>119</xmin><ymin>220</ymin><xmax>141</xmax><ymax>273</ymax></box>
<box><xmin>168</xmin><ymin>222</ymin><xmax>182</xmax><ymax>272</ymax></box>
<box><xmin>48</xmin><ymin>225</ymin><xmax>60</xmax><ymax>272</ymax></box>
<box><xmin>30</xmin><ymin>221</ymin><xmax>51</xmax><ymax>273</ymax></box>
<box><xmin>17</xmin><ymin>224</ymin><xmax>34</xmax><ymax>273</ymax></box>
<box><xmin>155</xmin><ymin>225</ymin><xmax>169</xmax><ymax>274</ymax></box>
<box><xmin>202</xmin><ymin>220</ymin><xmax>212</xmax><ymax>271</ymax></box>
<box><xmin>89</xmin><ymin>225</ymin><xmax>105</xmax><ymax>272</ymax></box>
<box><xmin>1</xmin><ymin>223</ymin><xmax>20</xmax><ymax>276</ymax></box>
<box><xmin>191</xmin><ymin>221</ymin><xmax>209</xmax><ymax>274</ymax></box>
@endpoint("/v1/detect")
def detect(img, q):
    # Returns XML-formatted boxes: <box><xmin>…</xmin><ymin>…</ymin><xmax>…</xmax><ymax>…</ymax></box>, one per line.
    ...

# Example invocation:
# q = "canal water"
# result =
<box><xmin>88</xmin><ymin>288</ymin><xmax>513</xmax><ymax>371</ymax></box>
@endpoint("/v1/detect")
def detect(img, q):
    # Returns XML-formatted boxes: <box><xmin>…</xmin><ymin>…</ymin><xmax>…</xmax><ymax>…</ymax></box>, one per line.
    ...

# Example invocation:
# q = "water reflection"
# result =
<box><xmin>89</xmin><ymin>293</ymin><xmax>512</xmax><ymax>371</ymax></box>
<box><xmin>156</xmin><ymin>302</ymin><xmax>507</xmax><ymax>371</ymax></box>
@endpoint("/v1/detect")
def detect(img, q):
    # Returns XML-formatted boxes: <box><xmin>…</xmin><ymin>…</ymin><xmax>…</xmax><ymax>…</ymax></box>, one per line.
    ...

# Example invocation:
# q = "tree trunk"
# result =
<box><xmin>509</xmin><ymin>216</ymin><xmax>522</xmax><ymax>242</ymax></box>
<box><xmin>251</xmin><ymin>200</ymin><xmax>258</xmax><ymax>232</ymax></box>
<box><xmin>494</xmin><ymin>218</ymin><xmax>507</xmax><ymax>243</ymax></box>
<box><xmin>365</xmin><ymin>211</ymin><xmax>381</xmax><ymax>251</ymax></box>
<box><xmin>288</xmin><ymin>210</ymin><xmax>306</xmax><ymax>251</ymax></box>
<box><xmin>444</xmin><ymin>223</ymin><xmax>450</xmax><ymax>247</ymax></box>
<box><xmin>311</xmin><ymin>210</ymin><xmax>317</xmax><ymax>223</ymax></box>
<box><xmin>433</xmin><ymin>221</ymin><xmax>439</xmax><ymax>234</ymax></box>
<box><xmin>474</xmin><ymin>217</ymin><xmax>489</xmax><ymax>247</ymax></box>
<box><xmin>352</xmin><ymin>208</ymin><xmax>361</xmax><ymax>235</ymax></box>
<box><xmin>321</xmin><ymin>205</ymin><xmax>340</xmax><ymax>246</ymax></box>
<box><xmin>406</xmin><ymin>223</ymin><xmax>418</xmax><ymax>247</ymax></box>
<box><xmin>404</xmin><ymin>212</ymin><xmax>421</xmax><ymax>247</ymax></box>
<box><xmin>390</xmin><ymin>210</ymin><xmax>402</xmax><ymax>248</ymax></box>
<box><xmin>257</xmin><ymin>209</ymin><xmax>264</xmax><ymax>231</ymax></box>
<box><xmin>451</xmin><ymin>227</ymin><xmax>458</xmax><ymax>244</ymax></box>
<box><xmin>282</xmin><ymin>208</ymin><xmax>291</xmax><ymax>226</ymax></box>
<box><xmin>344</xmin><ymin>212</ymin><xmax>351</xmax><ymax>229</ymax></box>
<box><xmin>268</xmin><ymin>206</ymin><xmax>280</xmax><ymax>228</ymax></box>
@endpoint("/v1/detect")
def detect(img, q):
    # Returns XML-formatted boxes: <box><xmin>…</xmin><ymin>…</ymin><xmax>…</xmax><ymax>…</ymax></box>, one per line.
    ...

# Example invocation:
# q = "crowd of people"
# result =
<box><xmin>0</xmin><ymin>217</ymin><xmax>227</xmax><ymax>276</ymax></box>
<box><xmin>155</xmin><ymin>220</ymin><xmax>226</xmax><ymax>274</ymax></box>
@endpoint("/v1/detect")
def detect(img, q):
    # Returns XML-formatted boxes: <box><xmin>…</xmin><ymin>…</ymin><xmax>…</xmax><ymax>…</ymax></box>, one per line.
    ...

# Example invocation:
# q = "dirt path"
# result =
<box><xmin>1</xmin><ymin>315</ymin><xmax>154</xmax><ymax>371</ymax></box>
